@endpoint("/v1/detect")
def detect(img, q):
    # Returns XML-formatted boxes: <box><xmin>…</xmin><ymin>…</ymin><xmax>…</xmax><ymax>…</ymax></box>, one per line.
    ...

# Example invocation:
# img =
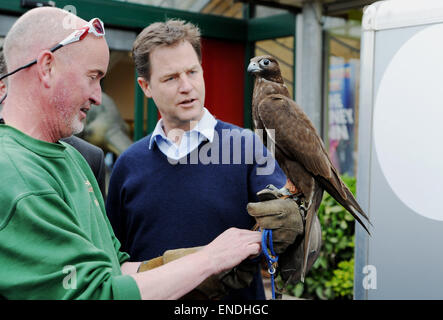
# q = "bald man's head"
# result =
<box><xmin>1</xmin><ymin>7</ymin><xmax>109</xmax><ymax>141</ymax></box>
<box><xmin>3</xmin><ymin>7</ymin><xmax>86</xmax><ymax>72</ymax></box>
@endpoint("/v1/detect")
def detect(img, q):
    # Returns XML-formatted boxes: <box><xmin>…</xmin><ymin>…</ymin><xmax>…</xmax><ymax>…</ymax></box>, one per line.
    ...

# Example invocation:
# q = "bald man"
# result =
<box><xmin>0</xmin><ymin>7</ymin><xmax>261</xmax><ymax>300</ymax></box>
<box><xmin>0</xmin><ymin>50</ymin><xmax>106</xmax><ymax>198</ymax></box>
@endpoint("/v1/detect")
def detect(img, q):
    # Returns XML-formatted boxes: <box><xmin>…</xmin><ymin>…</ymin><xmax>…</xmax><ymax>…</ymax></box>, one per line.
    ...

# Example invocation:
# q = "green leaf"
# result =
<box><xmin>294</xmin><ymin>283</ymin><xmax>304</xmax><ymax>297</ymax></box>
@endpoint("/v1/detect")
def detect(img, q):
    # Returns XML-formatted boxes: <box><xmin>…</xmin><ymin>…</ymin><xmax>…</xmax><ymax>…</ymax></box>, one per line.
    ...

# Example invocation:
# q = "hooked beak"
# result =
<box><xmin>247</xmin><ymin>61</ymin><xmax>261</xmax><ymax>74</ymax></box>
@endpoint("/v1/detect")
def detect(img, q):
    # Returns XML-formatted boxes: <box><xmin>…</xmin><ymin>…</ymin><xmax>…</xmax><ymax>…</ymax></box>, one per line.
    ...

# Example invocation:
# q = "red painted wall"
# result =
<box><xmin>201</xmin><ymin>37</ymin><xmax>245</xmax><ymax>127</ymax></box>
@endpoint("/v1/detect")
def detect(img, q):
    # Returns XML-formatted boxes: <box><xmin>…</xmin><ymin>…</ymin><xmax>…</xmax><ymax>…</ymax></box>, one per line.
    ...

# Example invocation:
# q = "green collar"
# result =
<box><xmin>0</xmin><ymin>124</ymin><xmax>66</xmax><ymax>158</ymax></box>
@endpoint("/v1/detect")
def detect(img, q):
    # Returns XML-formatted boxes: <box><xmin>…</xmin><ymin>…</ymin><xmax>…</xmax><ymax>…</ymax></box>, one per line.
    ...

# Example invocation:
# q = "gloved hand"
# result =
<box><xmin>137</xmin><ymin>246</ymin><xmax>257</xmax><ymax>300</ymax></box>
<box><xmin>137</xmin><ymin>247</ymin><xmax>202</xmax><ymax>272</ymax></box>
<box><xmin>247</xmin><ymin>185</ymin><xmax>304</xmax><ymax>254</ymax></box>
<box><xmin>185</xmin><ymin>259</ymin><xmax>258</xmax><ymax>300</ymax></box>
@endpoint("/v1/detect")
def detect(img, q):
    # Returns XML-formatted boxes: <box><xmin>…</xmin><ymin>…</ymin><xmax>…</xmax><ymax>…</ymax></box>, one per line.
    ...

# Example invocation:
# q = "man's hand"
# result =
<box><xmin>136</xmin><ymin>228</ymin><xmax>261</xmax><ymax>299</ymax></box>
<box><xmin>247</xmin><ymin>186</ymin><xmax>304</xmax><ymax>254</ymax></box>
<box><xmin>200</xmin><ymin>227</ymin><xmax>261</xmax><ymax>275</ymax></box>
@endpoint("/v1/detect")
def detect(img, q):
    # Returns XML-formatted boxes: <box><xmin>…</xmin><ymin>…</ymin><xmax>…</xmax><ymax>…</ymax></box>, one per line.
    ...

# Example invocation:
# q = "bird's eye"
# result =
<box><xmin>260</xmin><ymin>59</ymin><xmax>271</xmax><ymax>67</ymax></box>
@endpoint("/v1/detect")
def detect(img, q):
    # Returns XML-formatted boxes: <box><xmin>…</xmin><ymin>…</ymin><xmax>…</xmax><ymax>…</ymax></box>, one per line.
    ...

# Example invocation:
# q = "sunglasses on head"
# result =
<box><xmin>0</xmin><ymin>18</ymin><xmax>105</xmax><ymax>104</ymax></box>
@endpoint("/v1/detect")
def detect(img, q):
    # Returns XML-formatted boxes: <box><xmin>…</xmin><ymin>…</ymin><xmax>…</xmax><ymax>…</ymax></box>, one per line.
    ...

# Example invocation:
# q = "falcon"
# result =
<box><xmin>247</xmin><ymin>55</ymin><xmax>371</xmax><ymax>279</ymax></box>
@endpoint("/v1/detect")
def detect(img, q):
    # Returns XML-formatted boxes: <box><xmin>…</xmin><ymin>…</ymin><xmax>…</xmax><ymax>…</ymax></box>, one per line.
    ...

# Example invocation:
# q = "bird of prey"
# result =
<box><xmin>247</xmin><ymin>55</ymin><xmax>370</xmax><ymax>281</ymax></box>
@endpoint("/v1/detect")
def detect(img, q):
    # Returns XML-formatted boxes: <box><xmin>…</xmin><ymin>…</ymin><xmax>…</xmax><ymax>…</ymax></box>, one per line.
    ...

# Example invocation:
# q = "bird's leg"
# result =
<box><xmin>252</xmin><ymin>183</ymin><xmax>293</xmax><ymax>231</ymax></box>
<box><xmin>283</xmin><ymin>178</ymin><xmax>298</xmax><ymax>194</ymax></box>
<box><xmin>279</xmin><ymin>179</ymin><xmax>308</xmax><ymax>214</ymax></box>
<box><xmin>274</xmin><ymin>179</ymin><xmax>304</xmax><ymax>203</ymax></box>
<box><xmin>252</xmin><ymin>182</ymin><xmax>306</xmax><ymax>230</ymax></box>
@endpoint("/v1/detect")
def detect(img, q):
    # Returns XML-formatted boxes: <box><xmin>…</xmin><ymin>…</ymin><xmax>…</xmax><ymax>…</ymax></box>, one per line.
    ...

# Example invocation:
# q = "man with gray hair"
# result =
<box><xmin>0</xmin><ymin>7</ymin><xmax>261</xmax><ymax>300</ymax></box>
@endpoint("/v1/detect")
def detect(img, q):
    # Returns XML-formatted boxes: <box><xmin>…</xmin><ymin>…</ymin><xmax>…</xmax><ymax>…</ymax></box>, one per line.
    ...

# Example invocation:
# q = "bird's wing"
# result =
<box><xmin>257</xmin><ymin>94</ymin><xmax>371</xmax><ymax>228</ymax></box>
<box><xmin>257</xmin><ymin>94</ymin><xmax>335</xmax><ymax>181</ymax></box>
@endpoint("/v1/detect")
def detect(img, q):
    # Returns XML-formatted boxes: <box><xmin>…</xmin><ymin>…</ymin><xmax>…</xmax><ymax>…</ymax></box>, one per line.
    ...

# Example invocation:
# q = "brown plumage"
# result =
<box><xmin>247</xmin><ymin>55</ymin><xmax>370</xmax><ymax>281</ymax></box>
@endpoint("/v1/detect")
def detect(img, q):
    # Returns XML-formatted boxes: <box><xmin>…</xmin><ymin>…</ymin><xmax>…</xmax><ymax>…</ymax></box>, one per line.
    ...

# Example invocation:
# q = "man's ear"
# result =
<box><xmin>0</xmin><ymin>80</ymin><xmax>6</xmax><ymax>98</ymax></box>
<box><xmin>137</xmin><ymin>76</ymin><xmax>152</xmax><ymax>98</ymax></box>
<box><xmin>36</xmin><ymin>50</ymin><xmax>55</xmax><ymax>88</ymax></box>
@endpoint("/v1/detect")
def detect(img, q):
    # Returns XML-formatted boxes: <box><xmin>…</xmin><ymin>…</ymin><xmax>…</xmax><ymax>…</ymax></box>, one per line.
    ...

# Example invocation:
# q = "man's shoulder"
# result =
<box><xmin>62</xmin><ymin>136</ymin><xmax>103</xmax><ymax>157</ymax></box>
<box><xmin>214</xmin><ymin>120</ymin><xmax>259</xmax><ymax>142</ymax></box>
<box><xmin>112</xmin><ymin>135</ymin><xmax>151</xmax><ymax>171</ymax></box>
<box><xmin>0</xmin><ymin>134</ymin><xmax>41</xmax><ymax>173</ymax></box>
<box><xmin>215</xmin><ymin>119</ymin><xmax>243</xmax><ymax>130</ymax></box>
<box><xmin>61</xmin><ymin>136</ymin><xmax>104</xmax><ymax>168</ymax></box>
<box><xmin>214</xmin><ymin>120</ymin><xmax>255</xmax><ymax>135</ymax></box>
<box><xmin>0</xmin><ymin>138</ymin><xmax>56</xmax><ymax>229</ymax></box>
<box><xmin>120</xmin><ymin>135</ymin><xmax>151</xmax><ymax>158</ymax></box>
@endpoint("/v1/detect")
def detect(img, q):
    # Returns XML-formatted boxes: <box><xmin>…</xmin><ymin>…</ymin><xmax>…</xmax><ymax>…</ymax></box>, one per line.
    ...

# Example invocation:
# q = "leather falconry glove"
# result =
<box><xmin>137</xmin><ymin>246</ymin><xmax>257</xmax><ymax>300</ymax></box>
<box><xmin>246</xmin><ymin>185</ymin><xmax>304</xmax><ymax>254</ymax></box>
<box><xmin>247</xmin><ymin>185</ymin><xmax>322</xmax><ymax>285</ymax></box>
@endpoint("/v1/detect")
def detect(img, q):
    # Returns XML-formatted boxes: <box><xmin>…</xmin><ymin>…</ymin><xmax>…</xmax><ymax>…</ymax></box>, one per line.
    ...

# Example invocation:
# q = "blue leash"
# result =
<box><xmin>261</xmin><ymin>229</ymin><xmax>278</xmax><ymax>300</ymax></box>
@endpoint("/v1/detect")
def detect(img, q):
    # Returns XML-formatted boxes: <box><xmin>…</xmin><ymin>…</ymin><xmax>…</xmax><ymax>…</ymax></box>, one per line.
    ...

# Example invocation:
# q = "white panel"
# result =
<box><xmin>373</xmin><ymin>24</ymin><xmax>443</xmax><ymax>221</ymax></box>
<box><xmin>363</xmin><ymin>0</ymin><xmax>443</xmax><ymax>31</ymax></box>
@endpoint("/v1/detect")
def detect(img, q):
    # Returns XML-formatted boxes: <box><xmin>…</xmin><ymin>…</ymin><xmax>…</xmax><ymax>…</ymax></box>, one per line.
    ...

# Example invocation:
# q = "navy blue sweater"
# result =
<box><xmin>106</xmin><ymin>120</ymin><xmax>286</xmax><ymax>299</ymax></box>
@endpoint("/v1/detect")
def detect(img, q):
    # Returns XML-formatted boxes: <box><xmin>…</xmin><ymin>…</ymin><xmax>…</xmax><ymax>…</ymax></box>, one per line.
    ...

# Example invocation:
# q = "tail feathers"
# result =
<box><xmin>301</xmin><ymin>187</ymin><xmax>323</xmax><ymax>281</ymax></box>
<box><xmin>317</xmin><ymin>175</ymin><xmax>371</xmax><ymax>235</ymax></box>
<box><xmin>301</xmin><ymin>207</ymin><xmax>314</xmax><ymax>282</ymax></box>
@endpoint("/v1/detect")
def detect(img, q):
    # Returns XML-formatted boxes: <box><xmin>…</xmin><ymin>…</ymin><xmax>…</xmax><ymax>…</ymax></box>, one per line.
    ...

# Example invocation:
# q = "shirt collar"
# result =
<box><xmin>148</xmin><ymin>118</ymin><xmax>168</xmax><ymax>149</ymax></box>
<box><xmin>148</xmin><ymin>107</ymin><xmax>217</xmax><ymax>149</ymax></box>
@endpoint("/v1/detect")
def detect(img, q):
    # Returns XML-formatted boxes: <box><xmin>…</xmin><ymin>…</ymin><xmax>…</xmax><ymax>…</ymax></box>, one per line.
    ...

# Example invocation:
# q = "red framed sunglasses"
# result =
<box><xmin>0</xmin><ymin>18</ymin><xmax>105</xmax><ymax>103</ymax></box>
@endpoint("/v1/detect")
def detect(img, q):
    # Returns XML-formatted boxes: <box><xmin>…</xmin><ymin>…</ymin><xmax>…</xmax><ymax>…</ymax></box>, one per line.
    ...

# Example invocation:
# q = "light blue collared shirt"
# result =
<box><xmin>148</xmin><ymin>107</ymin><xmax>218</xmax><ymax>160</ymax></box>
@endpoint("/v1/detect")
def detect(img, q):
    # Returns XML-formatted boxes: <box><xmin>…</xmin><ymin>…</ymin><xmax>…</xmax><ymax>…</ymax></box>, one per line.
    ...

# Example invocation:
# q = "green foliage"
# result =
<box><xmin>326</xmin><ymin>258</ymin><xmax>354</xmax><ymax>298</ymax></box>
<box><xmin>279</xmin><ymin>174</ymin><xmax>357</xmax><ymax>300</ymax></box>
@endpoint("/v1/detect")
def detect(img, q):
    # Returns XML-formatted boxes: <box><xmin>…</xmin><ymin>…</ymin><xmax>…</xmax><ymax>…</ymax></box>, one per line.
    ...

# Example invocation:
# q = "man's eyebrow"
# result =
<box><xmin>160</xmin><ymin>65</ymin><xmax>200</xmax><ymax>79</ymax></box>
<box><xmin>187</xmin><ymin>64</ymin><xmax>200</xmax><ymax>71</ymax></box>
<box><xmin>160</xmin><ymin>71</ymin><xmax>179</xmax><ymax>79</ymax></box>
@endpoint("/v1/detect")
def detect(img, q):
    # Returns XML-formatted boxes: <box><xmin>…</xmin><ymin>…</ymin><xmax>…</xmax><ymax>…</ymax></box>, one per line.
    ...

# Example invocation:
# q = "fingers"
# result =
<box><xmin>251</xmin><ymin>214</ymin><xmax>287</xmax><ymax>229</ymax></box>
<box><xmin>247</xmin><ymin>198</ymin><xmax>297</xmax><ymax>218</ymax></box>
<box><xmin>204</xmin><ymin>228</ymin><xmax>262</xmax><ymax>274</ymax></box>
<box><xmin>248</xmin><ymin>201</ymin><xmax>300</xmax><ymax>232</ymax></box>
<box><xmin>227</xmin><ymin>227</ymin><xmax>262</xmax><ymax>242</ymax></box>
<box><xmin>248</xmin><ymin>242</ymin><xmax>261</xmax><ymax>256</ymax></box>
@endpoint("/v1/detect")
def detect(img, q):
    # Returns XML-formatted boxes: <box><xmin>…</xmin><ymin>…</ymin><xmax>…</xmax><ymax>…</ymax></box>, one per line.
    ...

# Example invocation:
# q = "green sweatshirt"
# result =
<box><xmin>0</xmin><ymin>125</ymin><xmax>141</xmax><ymax>300</ymax></box>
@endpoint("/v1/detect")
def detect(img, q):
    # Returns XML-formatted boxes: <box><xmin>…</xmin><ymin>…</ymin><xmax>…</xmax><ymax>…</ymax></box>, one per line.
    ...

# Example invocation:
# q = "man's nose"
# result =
<box><xmin>178</xmin><ymin>74</ymin><xmax>193</xmax><ymax>93</ymax></box>
<box><xmin>90</xmin><ymin>84</ymin><xmax>102</xmax><ymax>106</ymax></box>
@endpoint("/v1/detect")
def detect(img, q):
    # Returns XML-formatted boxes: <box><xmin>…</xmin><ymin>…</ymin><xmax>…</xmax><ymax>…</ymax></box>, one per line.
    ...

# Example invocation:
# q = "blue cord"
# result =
<box><xmin>262</xmin><ymin>229</ymin><xmax>278</xmax><ymax>300</ymax></box>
